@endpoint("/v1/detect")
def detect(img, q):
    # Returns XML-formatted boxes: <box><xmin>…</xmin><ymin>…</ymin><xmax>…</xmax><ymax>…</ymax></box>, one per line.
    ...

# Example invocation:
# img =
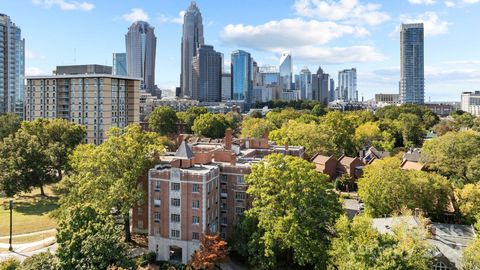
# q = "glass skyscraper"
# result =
<box><xmin>125</xmin><ymin>21</ymin><xmax>156</xmax><ymax>93</ymax></box>
<box><xmin>299</xmin><ymin>67</ymin><xmax>312</xmax><ymax>100</ymax></box>
<box><xmin>191</xmin><ymin>45</ymin><xmax>222</xmax><ymax>102</ymax></box>
<box><xmin>113</xmin><ymin>53</ymin><xmax>127</xmax><ymax>76</ymax></box>
<box><xmin>0</xmin><ymin>14</ymin><xmax>24</xmax><ymax>119</ymax></box>
<box><xmin>231</xmin><ymin>50</ymin><xmax>253</xmax><ymax>103</ymax></box>
<box><xmin>181</xmin><ymin>1</ymin><xmax>204</xmax><ymax>98</ymax></box>
<box><xmin>279</xmin><ymin>51</ymin><xmax>292</xmax><ymax>90</ymax></box>
<box><xmin>400</xmin><ymin>23</ymin><xmax>424</xmax><ymax>104</ymax></box>
<box><xmin>337</xmin><ymin>68</ymin><xmax>357</xmax><ymax>102</ymax></box>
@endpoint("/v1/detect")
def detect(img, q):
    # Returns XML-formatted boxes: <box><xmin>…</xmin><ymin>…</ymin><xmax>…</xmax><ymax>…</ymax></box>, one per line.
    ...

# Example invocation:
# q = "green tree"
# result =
<box><xmin>358</xmin><ymin>157</ymin><xmax>452</xmax><ymax>217</ymax></box>
<box><xmin>0</xmin><ymin>118</ymin><xmax>86</xmax><ymax>196</ymax></box>
<box><xmin>58</xmin><ymin>124</ymin><xmax>165</xmax><ymax>242</ymax></box>
<box><xmin>192</xmin><ymin>113</ymin><xmax>231</xmax><ymax>139</ymax></box>
<box><xmin>177</xmin><ymin>107</ymin><xmax>208</xmax><ymax>133</ymax></box>
<box><xmin>311</xmin><ymin>104</ymin><xmax>327</xmax><ymax>116</ymax></box>
<box><xmin>455</xmin><ymin>183</ymin><xmax>480</xmax><ymax>224</ymax></box>
<box><xmin>422</xmin><ymin>131</ymin><xmax>480</xmax><ymax>184</ymax></box>
<box><xmin>0</xmin><ymin>113</ymin><xmax>20</xmax><ymax>141</ymax></box>
<box><xmin>246</xmin><ymin>154</ymin><xmax>342</xmax><ymax>269</ymax></box>
<box><xmin>466</xmin><ymin>155</ymin><xmax>480</xmax><ymax>183</ymax></box>
<box><xmin>397</xmin><ymin>113</ymin><xmax>426</xmax><ymax>148</ymax></box>
<box><xmin>463</xmin><ymin>220</ymin><xmax>480</xmax><ymax>270</ymax></box>
<box><xmin>265</xmin><ymin>108</ymin><xmax>301</xmax><ymax>128</ymax></box>
<box><xmin>376</xmin><ymin>104</ymin><xmax>439</xmax><ymax>129</ymax></box>
<box><xmin>328</xmin><ymin>215</ymin><xmax>431</xmax><ymax>270</ymax></box>
<box><xmin>56</xmin><ymin>205</ymin><xmax>132</xmax><ymax>270</ymax></box>
<box><xmin>241</xmin><ymin>118</ymin><xmax>276</xmax><ymax>139</ymax></box>
<box><xmin>354</xmin><ymin>121</ymin><xmax>394</xmax><ymax>151</ymax></box>
<box><xmin>148</xmin><ymin>106</ymin><xmax>178</xmax><ymax>135</ymax></box>
<box><xmin>269</xmin><ymin>120</ymin><xmax>336</xmax><ymax>159</ymax></box>
<box><xmin>319</xmin><ymin>111</ymin><xmax>356</xmax><ymax>156</ymax></box>
<box><xmin>19</xmin><ymin>251</ymin><xmax>56</xmax><ymax>270</ymax></box>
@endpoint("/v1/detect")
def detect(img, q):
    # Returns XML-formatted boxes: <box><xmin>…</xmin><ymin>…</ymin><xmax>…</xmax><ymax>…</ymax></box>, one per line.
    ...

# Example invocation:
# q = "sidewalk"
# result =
<box><xmin>0</xmin><ymin>228</ymin><xmax>56</xmax><ymax>240</ymax></box>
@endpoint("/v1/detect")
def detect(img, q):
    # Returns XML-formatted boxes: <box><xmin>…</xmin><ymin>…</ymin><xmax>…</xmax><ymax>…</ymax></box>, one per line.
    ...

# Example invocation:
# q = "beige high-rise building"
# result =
<box><xmin>25</xmin><ymin>70</ymin><xmax>140</xmax><ymax>145</ymax></box>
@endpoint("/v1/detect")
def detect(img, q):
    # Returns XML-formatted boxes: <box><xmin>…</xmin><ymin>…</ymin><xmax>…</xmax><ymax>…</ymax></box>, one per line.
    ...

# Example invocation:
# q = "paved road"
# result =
<box><xmin>0</xmin><ymin>228</ymin><xmax>56</xmax><ymax>240</ymax></box>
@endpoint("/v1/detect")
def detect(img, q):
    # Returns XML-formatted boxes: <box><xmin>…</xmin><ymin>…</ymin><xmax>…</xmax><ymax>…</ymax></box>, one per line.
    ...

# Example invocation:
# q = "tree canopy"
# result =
<box><xmin>241</xmin><ymin>117</ymin><xmax>275</xmax><ymax>139</ymax></box>
<box><xmin>189</xmin><ymin>234</ymin><xmax>229</xmax><ymax>270</ymax></box>
<box><xmin>245</xmin><ymin>154</ymin><xmax>342</xmax><ymax>269</ymax></box>
<box><xmin>177</xmin><ymin>106</ymin><xmax>208</xmax><ymax>133</ymax></box>
<box><xmin>455</xmin><ymin>183</ymin><xmax>480</xmax><ymax>224</ymax></box>
<box><xmin>0</xmin><ymin>113</ymin><xmax>21</xmax><ymax>141</ymax></box>
<box><xmin>422</xmin><ymin>131</ymin><xmax>480</xmax><ymax>184</ymax></box>
<box><xmin>191</xmin><ymin>113</ymin><xmax>233</xmax><ymax>139</ymax></box>
<box><xmin>148</xmin><ymin>106</ymin><xmax>178</xmax><ymax>135</ymax></box>
<box><xmin>0</xmin><ymin>118</ymin><xmax>86</xmax><ymax>196</ymax></box>
<box><xmin>358</xmin><ymin>157</ymin><xmax>452</xmax><ymax>218</ymax></box>
<box><xmin>328</xmin><ymin>215</ymin><xmax>432</xmax><ymax>270</ymax></box>
<box><xmin>57</xmin><ymin>124</ymin><xmax>165</xmax><ymax>241</ymax></box>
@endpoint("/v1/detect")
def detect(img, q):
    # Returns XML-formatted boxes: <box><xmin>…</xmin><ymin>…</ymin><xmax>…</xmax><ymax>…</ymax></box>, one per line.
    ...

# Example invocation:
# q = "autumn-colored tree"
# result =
<box><xmin>190</xmin><ymin>234</ymin><xmax>229</xmax><ymax>270</ymax></box>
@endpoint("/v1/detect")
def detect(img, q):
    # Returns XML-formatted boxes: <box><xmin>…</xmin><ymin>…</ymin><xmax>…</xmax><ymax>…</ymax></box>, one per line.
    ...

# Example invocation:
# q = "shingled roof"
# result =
<box><xmin>175</xmin><ymin>140</ymin><xmax>193</xmax><ymax>159</ymax></box>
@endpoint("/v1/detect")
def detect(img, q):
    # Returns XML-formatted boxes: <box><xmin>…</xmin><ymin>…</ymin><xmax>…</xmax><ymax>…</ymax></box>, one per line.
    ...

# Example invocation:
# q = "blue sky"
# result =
<box><xmin>2</xmin><ymin>0</ymin><xmax>480</xmax><ymax>101</ymax></box>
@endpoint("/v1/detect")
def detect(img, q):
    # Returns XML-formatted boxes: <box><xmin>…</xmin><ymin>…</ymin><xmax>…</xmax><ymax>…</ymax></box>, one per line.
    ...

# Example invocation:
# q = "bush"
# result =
<box><xmin>19</xmin><ymin>252</ymin><xmax>56</xmax><ymax>270</ymax></box>
<box><xmin>0</xmin><ymin>258</ymin><xmax>20</xmax><ymax>270</ymax></box>
<box><xmin>137</xmin><ymin>251</ymin><xmax>157</xmax><ymax>267</ymax></box>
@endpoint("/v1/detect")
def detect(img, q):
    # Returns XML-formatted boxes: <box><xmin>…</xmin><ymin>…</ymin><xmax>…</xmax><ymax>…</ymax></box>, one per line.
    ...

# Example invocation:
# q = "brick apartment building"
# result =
<box><xmin>132</xmin><ymin>130</ymin><xmax>304</xmax><ymax>263</ymax></box>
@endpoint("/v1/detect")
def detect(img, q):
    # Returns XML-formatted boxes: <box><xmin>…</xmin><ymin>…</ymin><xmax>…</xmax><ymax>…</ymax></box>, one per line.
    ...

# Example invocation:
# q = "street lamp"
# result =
<box><xmin>9</xmin><ymin>199</ymin><xmax>13</xmax><ymax>252</ymax></box>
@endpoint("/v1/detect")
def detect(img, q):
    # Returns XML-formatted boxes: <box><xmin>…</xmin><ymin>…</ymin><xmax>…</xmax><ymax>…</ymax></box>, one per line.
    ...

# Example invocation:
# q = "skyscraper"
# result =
<box><xmin>298</xmin><ymin>67</ymin><xmax>312</xmax><ymax>100</ymax></box>
<box><xmin>113</xmin><ymin>53</ymin><xmax>127</xmax><ymax>76</ymax></box>
<box><xmin>221</xmin><ymin>73</ymin><xmax>232</xmax><ymax>101</ymax></box>
<box><xmin>338</xmin><ymin>68</ymin><xmax>357</xmax><ymax>102</ymax></box>
<box><xmin>231</xmin><ymin>50</ymin><xmax>253</xmax><ymax>103</ymax></box>
<box><xmin>329</xmin><ymin>78</ymin><xmax>335</xmax><ymax>102</ymax></box>
<box><xmin>191</xmin><ymin>45</ymin><xmax>222</xmax><ymax>102</ymax></box>
<box><xmin>312</xmin><ymin>67</ymin><xmax>330</xmax><ymax>105</ymax></box>
<box><xmin>180</xmin><ymin>1</ymin><xmax>204</xmax><ymax>98</ymax></box>
<box><xmin>279</xmin><ymin>51</ymin><xmax>292</xmax><ymax>90</ymax></box>
<box><xmin>0</xmin><ymin>14</ymin><xmax>24</xmax><ymax>118</ymax></box>
<box><xmin>400</xmin><ymin>23</ymin><xmax>424</xmax><ymax>104</ymax></box>
<box><xmin>125</xmin><ymin>21</ymin><xmax>156</xmax><ymax>93</ymax></box>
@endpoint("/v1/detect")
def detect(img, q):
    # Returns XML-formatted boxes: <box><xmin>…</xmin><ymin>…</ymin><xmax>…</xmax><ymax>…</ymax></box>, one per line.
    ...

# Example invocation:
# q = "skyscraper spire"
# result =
<box><xmin>180</xmin><ymin>0</ymin><xmax>204</xmax><ymax>98</ymax></box>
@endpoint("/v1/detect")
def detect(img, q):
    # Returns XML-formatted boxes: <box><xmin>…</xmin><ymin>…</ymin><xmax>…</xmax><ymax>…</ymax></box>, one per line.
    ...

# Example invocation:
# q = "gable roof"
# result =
<box><xmin>311</xmin><ymin>154</ymin><xmax>335</xmax><ymax>165</ymax></box>
<box><xmin>401</xmin><ymin>160</ymin><xmax>425</xmax><ymax>171</ymax></box>
<box><xmin>175</xmin><ymin>140</ymin><xmax>193</xmax><ymax>159</ymax></box>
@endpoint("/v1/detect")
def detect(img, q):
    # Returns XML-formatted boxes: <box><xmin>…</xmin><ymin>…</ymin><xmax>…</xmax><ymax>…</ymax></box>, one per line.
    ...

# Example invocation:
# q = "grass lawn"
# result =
<box><xmin>0</xmin><ymin>186</ymin><xmax>58</xmax><ymax>236</ymax></box>
<box><xmin>0</xmin><ymin>230</ymin><xmax>57</xmax><ymax>244</ymax></box>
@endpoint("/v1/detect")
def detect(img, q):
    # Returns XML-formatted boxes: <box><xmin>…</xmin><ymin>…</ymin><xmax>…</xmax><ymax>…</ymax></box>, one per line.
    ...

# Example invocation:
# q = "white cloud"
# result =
<box><xmin>25</xmin><ymin>49</ymin><xmax>46</xmax><ymax>60</ymax></box>
<box><xmin>32</xmin><ymin>0</ymin><xmax>94</xmax><ymax>11</ymax></box>
<box><xmin>221</xmin><ymin>18</ymin><xmax>368</xmax><ymax>51</ymax></box>
<box><xmin>25</xmin><ymin>67</ymin><xmax>46</xmax><ymax>76</ymax></box>
<box><xmin>443</xmin><ymin>0</ymin><xmax>480</xmax><ymax>7</ymax></box>
<box><xmin>159</xmin><ymin>11</ymin><xmax>185</xmax><ymax>24</ymax></box>
<box><xmin>122</xmin><ymin>8</ymin><xmax>149</xmax><ymax>22</ymax></box>
<box><xmin>293</xmin><ymin>0</ymin><xmax>390</xmax><ymax>25</ymax></box>
<box><xmin>395</xmin><ymin>12</ymin><xmax>450</xmax><ymax>37</ymax></box>
<box><xmin>292</xmin><ymin>45</ymin><xmax>386</xmax><ymax>64</ymax></box>
<box><xmin>409</xmin><ymin>0</ymin><xmax>436</xmax><ymax>4</ymax></box>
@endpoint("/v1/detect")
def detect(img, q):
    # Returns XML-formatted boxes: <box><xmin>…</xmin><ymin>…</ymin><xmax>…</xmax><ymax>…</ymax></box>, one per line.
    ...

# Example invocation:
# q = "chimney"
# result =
<box><xmin>230</xmin><ymin>153</ymin><xmax>236</xmax><ymax>166</ymax></box>
<box><xmin>285</xmin><ymin>140</ymin><xmax>289</xmax><ymax>151</ymax></box>
<box><xmin>225</xmin><ymin>128</ymin><xmax>232</xmax><ymax>150</ymax></box>
<box><xmin>263</xmin><ymin>128</ymin><xmax>269</xmax><ymax>140</ymax></box>
<box><xmin>177</xmin><ymin>134</ymin><xmax>184</xmax><ymax>149</ymax></box>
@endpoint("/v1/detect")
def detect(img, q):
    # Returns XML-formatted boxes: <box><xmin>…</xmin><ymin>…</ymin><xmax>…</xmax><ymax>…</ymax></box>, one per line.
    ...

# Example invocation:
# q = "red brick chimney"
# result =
<box><xmin>224</xmin><ymin>128</ymin><xmax>233</xmax><ymax>150</ymax></box>
<box><xmin>177</xmin><ymin>134</ymin><xmax>184</xmax><ymax>149</ymax></box>
<box><xmin>230</xmin><ymin>152</ymin><xmax>236</xmax><ymax>166</ymax></box>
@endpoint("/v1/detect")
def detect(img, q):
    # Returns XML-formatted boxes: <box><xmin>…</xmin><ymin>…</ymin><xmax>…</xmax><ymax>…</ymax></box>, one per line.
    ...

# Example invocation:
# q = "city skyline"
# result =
<box><xmin>3</xmin><ymin>0</ymin><xmax>480</xmax><ymax>101</ymax></box>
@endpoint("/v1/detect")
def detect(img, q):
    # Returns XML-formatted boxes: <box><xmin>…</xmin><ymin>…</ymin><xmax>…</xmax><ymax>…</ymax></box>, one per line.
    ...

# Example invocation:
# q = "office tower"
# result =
<box><xmin>0</xmin><ymin>14</ymin><xmax>25</xmax><ymax>118</ymax></box>
<box><xmin>180</xmin><ymin>1</ymin><xmax>205</xmax><ymax>98</ymax></box>
<box><xmin>259</xmin><ymin>66</ymin><xmax>280</xmax><ymax>87</ymax></box>
<box><xmin>191</xmin><ymin>45</ymin><xmax>222</xmax><ymax>102</ymax></box>
<box><xmin>312</xmin><ymin>67</ymin><xmax>330</xmax><ymax>105</ymax></box>
<box><xmin>298</xmin><ymin>67</ymin><xmax>312</xmax><ymax>100</ymax></box>
<box><xmin>25</xmin><ymin>65</ymin><xmax>140</xmax><ymax>145</ymax></box>
<box><xmin>221</xmin><ymin>73</ymin><xmax>232</xmax><ymax>101</ymax></box>
<box><xmin>461</xmin><ymin>91</ymin><xmax>480</xmax><ymax>116</ymax></box>
<box><xmin>253</xmin><ymin>61</ymin><xmax>261</xmax><ymax>87</ymax></box>
<box><xmin>113</xmin><ymin>53</ymin><xmax>127</xmax><ymax>76</ymax></box>
<box><xmin>400</xmin><ymin>23</ymin><xmax>424</xmax><ymax>104</ymax></box>
<box><xmin>338</xmin><ymin>68</ymin><xmax>357</xmax><ymax>102</ymax></box>
<box><xmin>329</xmin><ymin>78</ymin><xmax>335</xmax><ymax>102</ymax></box>
<box><xmin>126</xmin><ymin>21</ymin><xmax>156</xmax><ymax>93</ymax></box>
<box><xmin>231</xmin><ymin>50</ymin><xmax>253</xmax><ymax>103</ymax></box>
<box><xmin>279</xmin><ymin>51</ymin><xmax>292</xmax><ymax>90</ymax></box>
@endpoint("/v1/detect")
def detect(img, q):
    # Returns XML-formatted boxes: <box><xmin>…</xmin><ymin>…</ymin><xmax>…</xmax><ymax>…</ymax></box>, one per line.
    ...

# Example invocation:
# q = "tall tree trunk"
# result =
<box><xmin>124</xmin><ymin>213</ymin><xmax>131</xmax><ymax>243</ymax></box>
<box><xmin>40</xmin><ymin>185</ymin><xmax>46</xmax><ymax>197</ymax></box>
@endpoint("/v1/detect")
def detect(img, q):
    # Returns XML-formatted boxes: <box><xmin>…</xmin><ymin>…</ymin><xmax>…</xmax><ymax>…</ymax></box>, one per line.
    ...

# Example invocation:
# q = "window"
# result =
<box><xmin>154</xmin><ymin>212</ymin><xmax>160</xmax><ymax>223</ymax></box>
<box><xmin>171</xmin><ymin>230</ymin><xmax>180</xmax><ymax>239</ymax></box>
<box><xmin>192</xmin><ymin>183</ymin><xmax>200</xmax><ymax>193</ymax></box>
<box><xmin>192</xmin><ymin>232</ymin><xmax>200</xmax><ymax>241</ymax></box>
<box><xmin>171</xmin><ymin>214</ymin><xmax>180</xmax><ymax>223</ymax></box>
<box><xmin>154</xmin><ymin>227</ymin><xmax>160</xmax><ymax>235</ymax></box>
<box><xmin>433</xmin><ymin>262</ymin><xmax>450</xmax><ymax>270</ymax></box>
<box><xmin>171</xmin><ymin>183</ymin><xmax>180</xmax><ymax>191</ymax></box>
<box><xmin>235</xmin><ymin>192</ymin><xmax>246</xmax><ymax>201</ymax></box>
<box><xmin>236</xmin><ymin>175</ymin><xmax>246</xmax><ymax>185</ymax></box>
<box><xmin>154</xmin><ymin>197</ymin><xmax>161</xmax><ymax>207</ymax></box>
<box><xmin>192</xmin><ymin>200</ymin><xmax>200</xmax><ymax>209</ymax></box>
<box><xmin>137</xmin><ymin>220</ymin><xmax>143</xmax><ymax>229</ymax></box>
<box><xmin>221</xmin><ymin>175</ymin><xmax>228</xmax><ymax>183</ymax></box>
<box><xmin>235</xmin><ymin>207</ymin><xmax>245</xmax><ymax>215</ymax></box>
<box><xmin>221</xmin><ymin>215</ymin><xmax>227</xmax><ymax>225</ymax></box>
<box><xmin>171</xmin><ymin>198</ymin><xmax>180</xmax><ymax>207</ymax></box>
<box><xmin>192</xmin><ymin>216</ymin><xmax>200</xmax><ymax>224</ymax></box>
